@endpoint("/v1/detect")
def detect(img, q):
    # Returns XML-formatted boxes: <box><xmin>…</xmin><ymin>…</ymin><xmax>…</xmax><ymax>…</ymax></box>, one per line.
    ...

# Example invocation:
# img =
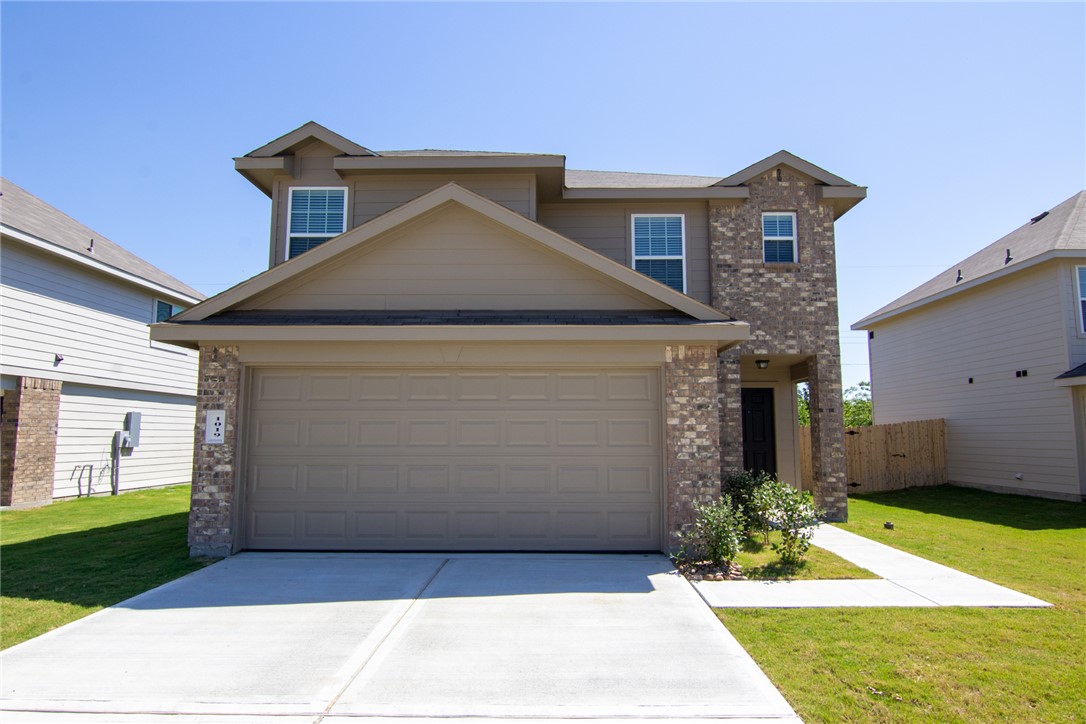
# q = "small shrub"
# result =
<box><xmin>770</xmin><ymin>486</ymin><xmax>824</xmax><ymax>565</ymax></box>
<box><xmin>722</xmin><ymin>470</ymin><xmax>773</xmax><ymax>521</ymax></box>
<box><xmin>748</xmin><ymin>478</ymin><xmax>781</xmax><ymax>544</ymax></box>
<box><xmin>679</xmin><ymin>494</ymin><xmax>746</xmax><ymax>566</ymax></box>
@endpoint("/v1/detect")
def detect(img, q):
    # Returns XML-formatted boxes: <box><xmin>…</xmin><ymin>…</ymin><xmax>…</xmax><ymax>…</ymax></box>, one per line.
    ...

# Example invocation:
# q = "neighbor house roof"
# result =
<box><xmin>0</xmin><ymin>178</ymin><xmax>204</xmax><ymax>303</ymax></box>
<box><xmin>854</xmin><ymin>191</ymin><xmax>1086</xmax><ymax>329</ymax></box>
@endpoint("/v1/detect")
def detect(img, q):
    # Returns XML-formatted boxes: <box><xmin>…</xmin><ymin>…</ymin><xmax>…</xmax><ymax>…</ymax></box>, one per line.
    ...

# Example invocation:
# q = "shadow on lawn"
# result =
<box><xmin>1</xmin><ymin>512</ymin><xmax>206</xmax><ymax>609</ymax></box>
<box><xmin>851</xmin><ymin>485</ymin><xmax>1084</xmax><ymax>531</ymax></box>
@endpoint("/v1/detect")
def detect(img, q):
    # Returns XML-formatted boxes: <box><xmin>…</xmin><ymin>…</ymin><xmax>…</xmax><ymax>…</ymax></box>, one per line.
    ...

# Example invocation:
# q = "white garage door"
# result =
<box><xmin>243</xmin><ymin>368</ymin><xmax>663</xmax><ymax>551</ymax></box>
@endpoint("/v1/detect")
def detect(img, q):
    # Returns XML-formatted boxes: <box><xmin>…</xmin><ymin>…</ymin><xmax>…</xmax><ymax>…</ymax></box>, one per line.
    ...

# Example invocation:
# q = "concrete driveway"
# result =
<box><xmin>1</xmin><ymin>553</ymin><xmax>797</xmax><ymax>723</ymax></box>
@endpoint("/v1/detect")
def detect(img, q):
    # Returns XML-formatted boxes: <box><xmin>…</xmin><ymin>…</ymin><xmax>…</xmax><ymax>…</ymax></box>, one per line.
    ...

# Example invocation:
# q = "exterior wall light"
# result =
<box><xmin>755</xmin><ymin>359</ymin><xmax>770</xmax><ymax>369</ymax></box>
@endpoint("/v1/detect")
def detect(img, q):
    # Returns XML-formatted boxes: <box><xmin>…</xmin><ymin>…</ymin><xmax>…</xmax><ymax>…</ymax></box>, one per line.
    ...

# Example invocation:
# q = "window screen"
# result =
<box><xmin>632</xmin><ymin>215</ymin><xmax>685</xmax><ymax>292</ymax></box>
<box><xmin>763</xmin><ymin>212</ymin><xmax>797</xmax><ymax>263</ymax></box>
<box><xmin>288</xmin><ymin>188</ymin><xmax>347</xmax><ymax>258</ymax></box>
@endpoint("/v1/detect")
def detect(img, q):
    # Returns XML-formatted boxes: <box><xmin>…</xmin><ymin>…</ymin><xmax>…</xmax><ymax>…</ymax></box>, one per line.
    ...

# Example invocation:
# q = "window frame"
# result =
<box><xmin>153</xmin><ymin>299</ymin><xmax>183</xmax><ymax>323</ymax></box>
<box><xmin>630</xmin><ymin>213</ymin><xmax>687</xmax><ymax>293</ymax></box>
<box><xmin>285</xmin><ymin>186</ymin><xmax>349</xmax><ymax>260</ymax></box>
<box><xmin>1077</xmin><ymin>266</ymin><xmax>1086</xmax><ymax>335</ymax></box>
<box><xmin>762</xmin><ymin>211</ymin><xmax>798</xmax><ymax>264</ymax></box>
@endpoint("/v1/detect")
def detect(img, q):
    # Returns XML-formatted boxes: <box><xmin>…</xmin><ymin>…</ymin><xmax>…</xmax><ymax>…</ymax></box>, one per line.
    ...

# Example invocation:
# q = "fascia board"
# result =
<box><xmin>150</xmin><ymin>321</ymin><xmax>750</xmax><ymax>349</ymax></box>
<box><xmin>852</xmin><ymin>250</ymin><xmax>1086</xmax><ymax>330</ymax></box>
<box><xmin>333</xmin><ymin>156</ymin><xmax>566</xmax><ymax>173</ymax></box>
<box><xmin>0</xmin><ymin>363</ymin><xmax>198</xmax><ymax>397</ymax></box>
<box><xmin>1055</xmin><ymin>376</ymin><xmax>1086</xmax><ymax>388</ymax></box>
<box><xmin>177</xmin><ymin>182</ymin><xmax>732</xmax><ymax>323</ymax></box>
<box><xmin>246</xmin><ymin>122</ymin><xmax>375</xmax><ymax>158</ymax></box>
<box><xmin>2</xmin><ymin>227</ymin><xmax>202</xmax><ymax>306</ymax></box>
<box><xmin>562</xmin><ymin>187</ymin><xmax>749</xmax><ymax>201</ymax></box>
<box><xmin>716</xmin><ymin>151</ymin><xmax>854</xmax><ymax>187</ymax></box>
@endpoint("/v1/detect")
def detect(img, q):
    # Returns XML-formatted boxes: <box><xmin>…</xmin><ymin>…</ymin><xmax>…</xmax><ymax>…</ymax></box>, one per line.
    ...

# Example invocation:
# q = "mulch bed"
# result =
<box><xmin>674</xmin><ymin>559</ymin><xmax>746</xmax><ymax>582</ymax></box>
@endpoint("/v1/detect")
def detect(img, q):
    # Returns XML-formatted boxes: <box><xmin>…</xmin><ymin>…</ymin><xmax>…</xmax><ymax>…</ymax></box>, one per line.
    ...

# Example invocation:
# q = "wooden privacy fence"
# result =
<box><xmin>800</xmin><ymin>419</ymin><xmax>946</xmax><ymax>494</ymax></box>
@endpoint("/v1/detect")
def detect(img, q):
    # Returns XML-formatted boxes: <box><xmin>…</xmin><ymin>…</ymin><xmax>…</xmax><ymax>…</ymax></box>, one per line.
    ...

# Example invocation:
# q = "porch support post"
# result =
<box><xmin>808</xmin><ymin>352</ymin><xmax>847</xmax><ymax>521</ymax></box>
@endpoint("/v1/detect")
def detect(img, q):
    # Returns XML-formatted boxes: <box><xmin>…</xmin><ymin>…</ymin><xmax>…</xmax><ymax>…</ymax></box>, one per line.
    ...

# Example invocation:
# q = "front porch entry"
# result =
<box><xmin>741</xmin><ymin>387</ymin><xmax>776</xmax><ymax>476</ymax></box>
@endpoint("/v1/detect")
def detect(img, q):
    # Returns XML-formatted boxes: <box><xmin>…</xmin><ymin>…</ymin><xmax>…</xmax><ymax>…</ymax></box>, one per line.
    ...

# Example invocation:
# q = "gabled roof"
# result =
<box><xmin>715</xmin><ymin>150</ymin><xmax>855</xmax><ymax>187</ymax></box>
<box><xmin>245</xmin><ymin>121</ymin><xmax>377</xmax><ymax>158</ymax></box>
<box><xmin>0</xmin><ymin>178</ymin><xmax>203</xmax><ymax>303</ymax></box>
<box><xmin>172</xmin><ymin>182</ymin><xmax>733</xmax><ymax>324</ymax></box>
<box><xmin>854</xmin><ymin>191</ymin><xmax>1086</xmax><ymax>329</ymax></box>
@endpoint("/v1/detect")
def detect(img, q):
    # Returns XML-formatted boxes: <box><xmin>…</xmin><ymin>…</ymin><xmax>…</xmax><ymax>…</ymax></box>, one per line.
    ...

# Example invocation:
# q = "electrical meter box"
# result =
<box><xmin>124</xmin><ymin>412</ymin><xmax>142</xmax><ymax>447</ymax></box>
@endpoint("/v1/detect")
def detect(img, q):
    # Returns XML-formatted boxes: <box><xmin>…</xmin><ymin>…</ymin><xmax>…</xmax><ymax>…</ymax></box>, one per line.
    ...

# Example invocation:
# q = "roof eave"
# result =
<box><xmin>150</xmin><ymin>321</ymin><xmax>750</xmax><ymax>350</ymax></box>
<box><xmin>852</xmin><ymin>249</ymin><xmax>1086</xmax><ymax>329</ymax></box>
<box><xmin>2</xmin><ymin>225</ymin><xmax>203</xmax><ymax>305</ymax></box>
<box><xmin>562</xmin><ymin>187</ymin><xmax>749</xmax><ymax>201</ymax></box>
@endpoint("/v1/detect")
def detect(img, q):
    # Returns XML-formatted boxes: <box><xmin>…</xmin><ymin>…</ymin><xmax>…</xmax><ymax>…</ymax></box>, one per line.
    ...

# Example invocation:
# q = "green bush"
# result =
<box><xmin>722</xmin><ymin>470</ymin><xmax>773</xmax><ymax>522</ymax></box>
<box><xmin>679</xmin><ymin>494</ymin><xmax>746</xmax><ymax>566</ymax></box>
<box><xmin>770</xmin><ymin>486</ymin><xmax>824</xmax><ymax>564</ymax></box>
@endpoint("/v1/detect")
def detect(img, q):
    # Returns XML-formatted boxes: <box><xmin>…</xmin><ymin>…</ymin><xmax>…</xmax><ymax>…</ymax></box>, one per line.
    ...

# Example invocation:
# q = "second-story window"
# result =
<box><xmin>631</xmin><ymin>214</ymin><xmax>686</xmax><ymax>292</ymax></box>
<box><xmin>154</xmin><ymin>300</ymin><xmax>184</xmax><ymax>322</ymax></box>
<box><xmin>762</xmin><ymin>212</ymin><xmax>797</xmax><ymax>263</ymax></box>
<box><xmin>288</xmin><ymin>187</ymin><xmax>347</xmax><ymax>259</ymax></box>
<box><xmin>1077</xmin><ymin>266</ymin><xmax>1086</xmax><ymax>334</ymax></box>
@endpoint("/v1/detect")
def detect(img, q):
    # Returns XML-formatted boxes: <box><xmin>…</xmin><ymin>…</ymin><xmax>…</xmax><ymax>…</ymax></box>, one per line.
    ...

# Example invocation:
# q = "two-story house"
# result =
<box><xmin>152</xmin><ymin>122</ymin><xmax>865</xmax><ymax>556</ymax></box>
<box><xmin>854</xmin><ymin>191</ymin><xmax>1085</xmax><ymax>501</ymax></box>
<box><xmin>1</xmin><ymin>178</ymin><xmax>204</xmax><ymax>507</ymax></box>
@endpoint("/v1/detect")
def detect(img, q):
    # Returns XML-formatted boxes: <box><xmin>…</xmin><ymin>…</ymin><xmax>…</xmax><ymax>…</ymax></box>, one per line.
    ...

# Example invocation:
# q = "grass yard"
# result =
<box><xmin>1</xmin><ymin>485</ymin><xmax>214</xmax><ymax>649</ymax></box>
<box><xmin>718</xmin><ymin>486</ymin><xmax>1086</xmax><ymax>723</ymax></box>
<box><xmin>736</xmin><ymin>530</ymin><xmax>878</xmax><ymax>581</ymax></box>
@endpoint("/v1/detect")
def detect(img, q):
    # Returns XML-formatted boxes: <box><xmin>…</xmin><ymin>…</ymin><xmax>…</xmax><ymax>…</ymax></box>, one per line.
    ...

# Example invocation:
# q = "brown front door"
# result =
<box><xmin>741</xmin><ymin>388</ymin><xmax>776</xmax><ymax>476</ymax></box>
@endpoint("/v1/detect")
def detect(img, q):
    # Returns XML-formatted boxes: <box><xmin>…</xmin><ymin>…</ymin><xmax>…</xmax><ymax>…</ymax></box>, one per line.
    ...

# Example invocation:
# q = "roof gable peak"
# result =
<box><xmin>245</xmin><ymin>121</ymin><xmax>376</xmax><ymax>158</ymax></box>
<box><xmin>715</xmin><ymin>150</ymin><xmax>855</xmax><ymax>187</ymax></box>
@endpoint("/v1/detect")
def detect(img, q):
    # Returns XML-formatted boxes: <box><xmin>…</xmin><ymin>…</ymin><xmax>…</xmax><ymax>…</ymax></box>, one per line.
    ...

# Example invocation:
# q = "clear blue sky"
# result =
<box><xmin>4</xmin><ymin>2</ymin><xmax>1084</xmax><ymax>388</ymax></box>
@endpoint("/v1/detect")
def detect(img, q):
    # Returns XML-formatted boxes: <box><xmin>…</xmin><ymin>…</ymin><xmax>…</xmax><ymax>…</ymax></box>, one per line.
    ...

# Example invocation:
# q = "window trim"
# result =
<box><xmin>285</xmin><ymin>186</ymin><xmax>349</xmax><ymax>260</ymax></box>
<box><xmin>762</xmin><ymin>211</ymin><xmax>798</xmax><ymax>264</ymax></box>
<box><xmin>1077</xmin><ymin>265</ymin><xmax>1086</xmax><ymax>335</ymax></box>
<box><xmin>630</xmin><ymin>213</ymin><xmax>687</xmax><ymax>293</ymax></box>
<box><xmin>153</xmin><ymin>299</ymin><xmax>183</xmax><ymax>323</ymax></box>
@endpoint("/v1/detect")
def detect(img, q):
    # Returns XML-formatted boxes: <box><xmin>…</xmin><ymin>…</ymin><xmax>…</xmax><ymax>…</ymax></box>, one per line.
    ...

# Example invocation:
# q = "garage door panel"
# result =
<box><xmin>245</xmin><ymin>369</ymin><xmax>662</xmax><ymax>551</ymax></box>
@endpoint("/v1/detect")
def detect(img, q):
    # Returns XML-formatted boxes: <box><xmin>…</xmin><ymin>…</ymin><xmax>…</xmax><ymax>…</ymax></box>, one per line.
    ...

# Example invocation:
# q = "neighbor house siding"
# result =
<box><xmin>53</xmin><ymin>384</ymin><xmax>197</xmax><ymax>498</ymax></box>
<box><xmin>869</xmin><ymin>262</ymin><xmax>1080</xmax><ymax>498</ymax></box>
<box><xmin>0</xmin><ymin>243</ymin><xmax>199</xmax><ymax>395</ymax></box>
<box><xmin>538</xmin><ymin>202</ymin><xmax>711</xmax><ymax>305</ymax></box>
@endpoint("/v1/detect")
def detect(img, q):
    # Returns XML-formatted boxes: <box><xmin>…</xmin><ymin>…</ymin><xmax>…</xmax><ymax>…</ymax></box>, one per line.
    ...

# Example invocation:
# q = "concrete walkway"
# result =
<box><xmin>1</xmin><ymin>553</ymin><xmax>799</xmax><ymax>723</ymax></box>
<box><xmin>694</xmin><ymin>524</ymin><xmax>1051</xmax><ymax>608</ymax></box>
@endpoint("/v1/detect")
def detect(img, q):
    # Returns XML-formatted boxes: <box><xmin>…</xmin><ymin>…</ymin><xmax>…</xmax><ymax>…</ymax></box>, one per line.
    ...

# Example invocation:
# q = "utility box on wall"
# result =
<box><xmin>124</xmin><ymin>411</ymin><xmax>142</xmax><ymax>447</ymax></box>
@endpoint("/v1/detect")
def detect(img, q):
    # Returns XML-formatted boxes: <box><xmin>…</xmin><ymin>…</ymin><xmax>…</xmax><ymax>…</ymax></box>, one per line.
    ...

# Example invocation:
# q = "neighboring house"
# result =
<box><xmin>151</xmin><ymin>122</ymin><xmax>865</xmax><ymax>556</ymax></box>
<box><xmin>854</xmin><ymin>191</ymin><xmax>1086</xmax><ymax>502</ymax></box>
<box><xmin>1</xmin><ymin>178</ymin><xmax>205</xmax><ymax>507</ymax></box>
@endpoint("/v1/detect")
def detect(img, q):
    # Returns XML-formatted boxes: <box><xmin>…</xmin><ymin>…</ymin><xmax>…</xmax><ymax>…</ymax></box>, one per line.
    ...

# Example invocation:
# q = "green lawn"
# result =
<box><xmin>736</xmin><ymin>530</ymin><xmax>878</xmax><ymax>580</ymax></box>
<box><xmin>1</xmin><ymin>485</ymin><xmax>215</xmax><ymax>649</ymax></box>
<box><xmin>718</xmin><ymin>486</ymin><xmax>1086</xmax><ymax>723</ymax></box>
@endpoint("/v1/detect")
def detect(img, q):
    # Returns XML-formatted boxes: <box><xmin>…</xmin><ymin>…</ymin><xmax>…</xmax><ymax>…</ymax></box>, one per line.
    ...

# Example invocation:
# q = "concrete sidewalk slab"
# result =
<box><xmin>695</xmin><ymin>579</ymin><xmax>937</xmax><ymax>608</ymax></box>
<box><xmin>1</xmin><ymin>553</ymin><xmax>799</xmax><ymax>722</ymax></box>
<box><xmin>696</xmin><ymin>524</ymin><xmax>1051</xmax><ymax>608</ymax></box>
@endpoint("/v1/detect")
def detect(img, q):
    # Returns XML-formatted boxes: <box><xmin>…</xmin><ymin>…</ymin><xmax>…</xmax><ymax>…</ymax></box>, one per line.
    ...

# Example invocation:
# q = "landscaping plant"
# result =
<box><xmin>768</xmin><ymin>483</ymin><xmax>823</xmax><ymax>564</ymax></box>
<box><xmin>679</xmin><ymin>494</ymin><xmax>745</xmax><ymax>566</ymax></box>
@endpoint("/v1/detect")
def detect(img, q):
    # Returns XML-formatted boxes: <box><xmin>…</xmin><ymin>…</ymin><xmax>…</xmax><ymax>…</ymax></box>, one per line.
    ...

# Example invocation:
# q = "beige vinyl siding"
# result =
<box><xmin>351</xmin><ymin>174</ymin><xmax>534</xmax><ymax>225</ymax></box>
<box><xmin>248</xmin><ymin>204</ymin><xmax>666</xmax><ymax>312</ymax></box>
<box><xmin>869</xmin><ymin>263</ymin><xmax>1080</xmax><ymax>498</ymax></box>
<box><xmin>0</xmin><ymin>243</ymin><xmax>199</xmax><ymax>395</ymax></box>
<box><xmin>538</xmin><ymin>202</ymin><xmax>711</xmax><ymax>305</ymax></box>
<box><xmin>268</xmin><ymin>139</ymin><xmax>536</xmax><ymax>266</ymax></box>
<box><xmin>53</xmin><ymin>384</ymin><xmax>197</xmax><ymax>498</ymax></box>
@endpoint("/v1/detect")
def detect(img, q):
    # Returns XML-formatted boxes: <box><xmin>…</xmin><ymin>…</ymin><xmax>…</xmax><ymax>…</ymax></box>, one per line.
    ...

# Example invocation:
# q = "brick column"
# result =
<box><xmin>664</xmin><ymin>345</ymin><xmax>721</xmax><ymax>551</ymax></box>
<box><xmin>189</xmin><ymin>345</ymin><xmax>242</xmax><ymax>557</ymax></box>
<box><xmin>717</xmin><ymin>348</ymin><xmax>743</xmax><ymax>475</ymax></box>
<box><xmin>808</xmin><ymin>353</ymin><xmax>847</xmax><ymax>520</ymax></box>
<box><xmin>1</xmin><ymin>377</ymin><xmax>62</xmax><ymax>507</ymax></box>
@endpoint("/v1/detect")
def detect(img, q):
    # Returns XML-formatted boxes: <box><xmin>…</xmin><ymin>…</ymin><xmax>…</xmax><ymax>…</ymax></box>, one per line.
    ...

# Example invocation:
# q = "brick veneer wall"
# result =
<box><xmin>709</xmin><ymin>166</ymin><xmax>848</xmax><ymax>520</ymax></box>
<box><xmin>664</xmin><ymin>344</ymin><xmax>721</xmax><ymax>549</ymax></box>
<box><xmin>189</xmin><ymin>345</ymin><xmax>241</xmax><ymax>557</ymax></box>
<box><xmin>1</xmin><ymin>377</ymin><xmax>63</xmax><ymax>507</ymax></box>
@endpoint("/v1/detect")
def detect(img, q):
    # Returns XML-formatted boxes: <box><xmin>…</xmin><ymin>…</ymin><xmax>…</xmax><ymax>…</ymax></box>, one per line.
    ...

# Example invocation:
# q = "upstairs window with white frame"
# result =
<box><xmin>631</xmin><ymin>214</ymin><xmax>686</xmax><ymax>292</ymax></box>
<box><xmin>762</xmin><ymin>212</ymin><xmax>797</xmax><ymax>263</ymax></box>
<box><xmin>287</xmin><ymin>187</ymin><xmax>347</xmax><ymax>259</ymax></box>
<box><xmin>154</xmin><ymin>300</ymin><xmax>184</xmax><ymax>322</ymax></box>
<box><xmin>1078</xmin><ymin>266</ymin><xmax>1086</xmax><ymax>334</ymax></box>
